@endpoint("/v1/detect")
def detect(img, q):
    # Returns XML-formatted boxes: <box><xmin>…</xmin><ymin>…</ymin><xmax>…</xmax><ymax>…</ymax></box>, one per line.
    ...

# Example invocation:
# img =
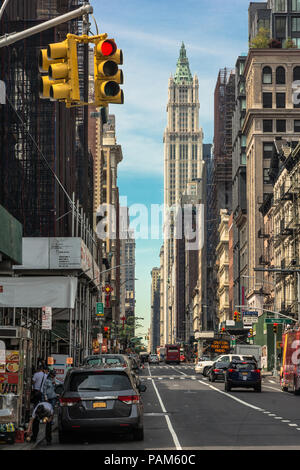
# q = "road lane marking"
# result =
<box><xmin>198</xmin><ymin>380</ymin><xmax>263</xmax><ymax>411</ymax></box>
<box><xmin>150</xmin><ymin>378</ymin><xmax>182</xmax><ymax>450</ymax></box>
<box><xmin>170</xmin><ymin>366</ymin><xmax>187</xmax><ymax>376</ymax></box>
<box><xmin>147</xmin><ymin>361</ymin><xmax>182</xmax><ymax>450</ymax></box>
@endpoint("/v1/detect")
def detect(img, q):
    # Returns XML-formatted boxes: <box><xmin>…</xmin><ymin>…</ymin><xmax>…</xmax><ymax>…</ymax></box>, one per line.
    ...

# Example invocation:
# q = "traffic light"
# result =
<box><xmin>94</xmin><ymin>38</ymin><xmax>124</xmax><ymax>106</ymax></box>
<box><xmin>103</xmin><ymin>326</ymin><xmax>110</xmax><ymax>338</ymax></box>
<box><xmin>273</xmin><ymin>323</ymin><xmax>278</xmax><ymax>334</ymax></box>
<box><xmin>39</xmin><ymin>34</ymin><xmax>80</xmax><ymax>105</ymax></box>
<box><xmin>221</xmin><ymin>327</ymin><xmax>226</xmax><ymax>333</ymax></box>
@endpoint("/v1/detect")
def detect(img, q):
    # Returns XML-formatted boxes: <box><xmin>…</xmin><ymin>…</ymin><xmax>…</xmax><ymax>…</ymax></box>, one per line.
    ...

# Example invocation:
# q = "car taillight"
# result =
<box><xmin>254</xmin><ymin>369</ymin><xmax>261</xmax><ymax>374</ymax></box>
<box><xmin>213</xmin><ymin>369</ymin><xmax>221</xmax><ymax>372</ymax></box>
<box><xmin>118</xmin><ymin>395</ymin><xmax>140</xmax><ymax>405</ymax></box>
<box><xmin>122</xmin><ymin>364</ymin><xmax>127</xmax><ymax>368</ymax></box>
<box><xmin>228</xmin><ymin>369</ymin><xmax>234</xmax><ymax>373</ymax></box>
<box><xmin>59</xmin><ymin>397</ymin><xmax>81</xmax><ymax>407</ymax></box>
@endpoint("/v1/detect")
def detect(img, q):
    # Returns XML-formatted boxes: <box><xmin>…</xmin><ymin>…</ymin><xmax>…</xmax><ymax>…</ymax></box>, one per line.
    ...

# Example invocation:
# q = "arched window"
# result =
<box><xmin>262</xmin><ymin>66</ymin><xmax>272</xmax><ymax>84</ymax></box>
<box><xmin>293</xmin><ymin>66</ymin><xmax>300</xmax><ymax>81</ymax></box>
<box><xmin>276</xmin><ymin>66</ymin><xmax>286</xmax><ymax>84</ymax></box>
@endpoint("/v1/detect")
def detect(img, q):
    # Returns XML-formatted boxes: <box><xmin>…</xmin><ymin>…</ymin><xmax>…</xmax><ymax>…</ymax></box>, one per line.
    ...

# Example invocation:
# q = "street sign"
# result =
<box><xmin>96</xmin><ymin>302</ymin><xmax>104</xmax><ymax>317</ymax></box>
<box><xmin>265</xmin><ymin>318</ymin><xmax>293</xmax><ymax>324</ymax></box>
<box><xmin>242</xmin><ymin>311</ymin><xmax>258</xmax><ymax>324</ymax></box>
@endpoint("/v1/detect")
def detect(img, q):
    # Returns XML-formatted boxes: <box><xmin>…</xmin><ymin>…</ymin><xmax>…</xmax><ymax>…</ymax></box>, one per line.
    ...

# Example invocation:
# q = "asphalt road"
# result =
<box><xmin>36</xmin><ymin>363</ymin><xmax>300</xmax><ymax>450</ymax></box>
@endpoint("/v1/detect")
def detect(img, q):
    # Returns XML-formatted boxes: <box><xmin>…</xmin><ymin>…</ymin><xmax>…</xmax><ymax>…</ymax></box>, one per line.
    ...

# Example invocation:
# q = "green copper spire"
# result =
<box><xmin>174</xmin><ymin>42</ymin><xmax>192</xmax><ymax>84</ymax></box>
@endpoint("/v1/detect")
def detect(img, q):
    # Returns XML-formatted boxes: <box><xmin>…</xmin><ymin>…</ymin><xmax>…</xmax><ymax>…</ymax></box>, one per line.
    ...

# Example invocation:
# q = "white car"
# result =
<box><xmin>195</xmin><ymin>354</ymin><xmax>253</xmax><ymax>376</ymax></box>
<box><xmin>149</xmin><ymin>354</ymin><xmax>159</xmax><ymax>364</ymax></box>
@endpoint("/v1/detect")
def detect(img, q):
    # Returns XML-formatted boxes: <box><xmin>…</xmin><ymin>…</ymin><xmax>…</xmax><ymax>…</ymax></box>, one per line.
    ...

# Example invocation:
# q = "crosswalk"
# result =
<box><xmin>149</xmin><ymin>365</ymin><xmax>196</xmax><ymax>370</ymax></box>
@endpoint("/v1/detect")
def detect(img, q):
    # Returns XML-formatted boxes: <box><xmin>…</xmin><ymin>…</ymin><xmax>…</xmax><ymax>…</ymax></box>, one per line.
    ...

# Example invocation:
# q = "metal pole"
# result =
<box><xmin>0</xmin><ymin>0</ymin><xmax>10</xmax><ymax>21</ymax></box>
<box><xmin>0</xmin><ymin>3</ymin><xmax>93</xmax><ymax>48</ymax></box>
<box><xmin>72</xmin><ymin>192</ymin><xmax>75</xmax><ymax>237</ymax></box>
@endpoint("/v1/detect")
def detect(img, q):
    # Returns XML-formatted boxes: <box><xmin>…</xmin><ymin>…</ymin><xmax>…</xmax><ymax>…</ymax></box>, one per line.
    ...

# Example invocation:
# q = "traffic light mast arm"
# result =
<box><xmin>0</xmin><ymin>3</ymin><xmax>93</xmax><ymax>48</ymax></box>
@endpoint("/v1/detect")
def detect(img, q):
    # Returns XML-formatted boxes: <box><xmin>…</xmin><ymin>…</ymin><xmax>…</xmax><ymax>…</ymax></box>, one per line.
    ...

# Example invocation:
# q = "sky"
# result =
<box><xmin>93</xmin><ymin>0</ymin><xmax>265</xmax><ymax>340</ymax></box>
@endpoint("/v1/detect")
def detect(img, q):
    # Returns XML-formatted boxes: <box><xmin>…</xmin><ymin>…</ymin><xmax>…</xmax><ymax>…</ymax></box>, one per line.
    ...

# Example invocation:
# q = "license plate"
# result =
<box><xmin>242</xmin><ymin>372</ymin><xmax>248</xmax><ymax>376</ymax></box>
<box><xmin>243</xmin><ymin>376</ymin><xmax>247</xmax><ymax>381</ymax></box>
<box><xmin>93</xmin><ymin>402</ymin><xmax>106</xmax><ymax>408</ymax></box>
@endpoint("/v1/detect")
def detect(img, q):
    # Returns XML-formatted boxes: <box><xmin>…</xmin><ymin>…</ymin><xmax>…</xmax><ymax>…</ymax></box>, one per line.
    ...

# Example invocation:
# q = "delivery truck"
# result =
<box><xmin>234</xmin><ymin>344</ymin><xmax>262</xmax><ymax>368</ymax></box>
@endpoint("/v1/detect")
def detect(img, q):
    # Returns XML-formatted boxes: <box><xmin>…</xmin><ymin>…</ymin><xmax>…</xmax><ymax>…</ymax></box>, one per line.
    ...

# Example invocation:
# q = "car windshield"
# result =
<box><xmin>85</xmin><ymin>357</ymin><xmax>124</xmax><ymax>366</ymax></box>
<box><xmin>69</xmin><ymin>372</ymin><xmax>131</xmax><ymax>392</ymax></box>
<box><xmin>230</xmin><ymin>362</ymin><xmax>257</xmax><ymax>371</ymax></box>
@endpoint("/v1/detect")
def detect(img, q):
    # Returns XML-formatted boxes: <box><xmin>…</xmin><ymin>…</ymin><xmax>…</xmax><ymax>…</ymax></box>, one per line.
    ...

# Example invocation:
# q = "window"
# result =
<box><xmin>240</xmin><ymin>98</ymin><xmax>246</xmax><ymax>110</ymax></box>
<box><xmin>262</xmin><ymin>66</ymin><xmax>272</xmax><ymax>84</ymax></box>
<box><xmin>241</xmin><ymin>152</ymin><xmax>246</xmax><ymax>165</ymax></box>
<box><xmin>69</xmin><ymin>372</ymin><xmax>132</xmax><ymax>392</ymax></box>
<box><xmin>263</xmin><ymin>92</ymin><xmax>272</xmax><ymax>108</ymax></box>
<box><xmin>275</xmin><ymin>17</ymin><xmax>286</xmax><ymax>35</ymax></box>
<box><xmin>292</xmin><ymin>0</ymin><xmax>300</xmax><ymax>11</ymax></box>
<box><xmin>263</xmin><ymin>143</ymin><xmax>274</xmax><ymax>159</ymax></box>
<box><xmin>294</xmin><ymin>66</ymin><xmax>300</xmax><ymax>81</ymax></box>
<box><xmin>263</xmin><ymin>120</ymin><xmax>273</xmax><ymax>132</ymax></box>
<box><xmin>263</xmin><ymin>168</ymin><xmax>271</xmax><ymax>184</ymax></box>
<box><xmin>276</xmin><ymin>119</ymin><xmax>286</xmax><ymax>132</ymax></box>
<box><xmin>294</xmin><ymin>120</ymin><xmax>300</xmax><ymax>132</ymax></box>
<box><xmin>241</xmin><ymin>135</ymin><xmax>247</xmax><ymax>147</ymax></box>
<box><xmin>292</xmin><ymin>37</ymin><xmax>300</xmax><ymax>48</ymax></box>
<box><xmin>274</xmin><ymin>0</ymin><xmax>286</xmax><ymax>11</ymax></box>
<box><xmin>276</xmin><ymin>66</ymin><xmax>285</xmax><ymax>84</ymax></box>
<box><xmin>276</xmin><ymin>92</ymin><xmax>286</xmax><ymax>108</ymax></box>
<box><xmin>292</xmin><ymin>17</ymin><xmax>300</xmax><ymax>32</ymax></box>
<box><xmin>239</xmin><ymin>61</ymin><xmax>245</xmax><ymax>75</ymax></box>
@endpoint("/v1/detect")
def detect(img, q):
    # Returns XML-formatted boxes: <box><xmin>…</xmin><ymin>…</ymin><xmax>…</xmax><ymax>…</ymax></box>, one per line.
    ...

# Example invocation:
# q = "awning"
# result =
<box><xmin>0</xmin><ymin>277</ymin><xmax>78</xmax><ymax>308</ymax></box>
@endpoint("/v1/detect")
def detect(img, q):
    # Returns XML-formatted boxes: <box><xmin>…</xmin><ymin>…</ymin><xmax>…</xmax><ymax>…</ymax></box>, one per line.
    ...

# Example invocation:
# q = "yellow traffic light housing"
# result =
<box><xmin>94</xmin><ymin>38</ymin><xmax>124</xmax><ymax>106</ymax></box>
<box><xmin>39</xmin><ymin>35</ymin><xmax>80</xmax><ymax>106</ymax></box>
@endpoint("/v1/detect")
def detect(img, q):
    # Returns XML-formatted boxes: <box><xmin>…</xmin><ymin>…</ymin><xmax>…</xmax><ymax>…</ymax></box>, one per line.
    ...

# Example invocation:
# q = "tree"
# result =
<box><xmin>249</xmin><ymin>27</ymin><xmax>270</xmax><ymax>49</ymax></box>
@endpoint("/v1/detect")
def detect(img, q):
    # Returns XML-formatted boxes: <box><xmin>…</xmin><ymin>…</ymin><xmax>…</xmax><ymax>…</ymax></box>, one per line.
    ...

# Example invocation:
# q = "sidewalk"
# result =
<box><xmin>0</xmin><ymin>416</ymin><xmax>58</xmax><ymax>451</ymax></box>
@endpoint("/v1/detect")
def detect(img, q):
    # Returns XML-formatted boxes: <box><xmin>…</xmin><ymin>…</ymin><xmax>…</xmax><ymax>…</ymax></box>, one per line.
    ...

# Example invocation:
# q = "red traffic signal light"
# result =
<box><xmin>103</xmin><ymin>327</ymin><xmax>109</xmax><ymax>332</ymax></box>
<box><xmin>99</xmin><ymin>39</ymin><xmax>117</xmax><ymax>56</ymax></box>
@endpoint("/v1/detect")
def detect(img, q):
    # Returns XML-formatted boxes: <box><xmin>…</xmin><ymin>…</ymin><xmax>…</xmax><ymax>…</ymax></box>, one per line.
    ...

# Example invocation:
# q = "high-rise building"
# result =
<box><xmin>249</xmin><ymin>0</ymin><xmax>300</xmax><ymax>48</ymax></box>
<box><xmin>150</xmin><ymin>268</ymin><xmax>160</xmax><ymax>353</ymax></box>
<box><xmin>163</xmin><ymin>43</ymin><xmax>204</xmax><ymax>343</ymax></box>
<box><xmin>232</xmin><ymin>55</ymin><xmax>248</xmax><ymax>316</ymax></box>
<box><xmin>243</xmin><ymin>47</ymin><xmax>300</xmax><ymax>312</ymax></box>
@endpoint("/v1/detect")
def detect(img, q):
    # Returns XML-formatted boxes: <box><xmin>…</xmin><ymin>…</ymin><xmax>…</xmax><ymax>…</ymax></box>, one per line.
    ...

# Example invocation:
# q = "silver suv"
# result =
<box><xmin>58</xmin><ymin>365</ymin><xmax>146</xmax><ymax>443</ymax></box>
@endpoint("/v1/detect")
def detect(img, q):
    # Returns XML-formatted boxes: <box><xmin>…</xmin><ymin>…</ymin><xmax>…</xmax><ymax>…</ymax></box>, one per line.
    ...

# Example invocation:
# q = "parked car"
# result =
<box><xmin>208</xmin><ymin>361</ymin><xmax>230</xmax><ymax>382</ymax></box>
<box><xmin>224</xmin><ymin>360</ymin><xmax>262</xmax><ymax>392</ymax></box>
<box><xmin>58</xmin><ymin>365</ymin><xmax>146</xmax><ymax>443</ymax></box>
<box><xmin>149</xmin><ymin>354</ymin><xmax>159</xmax><ymax>364</ymax></box>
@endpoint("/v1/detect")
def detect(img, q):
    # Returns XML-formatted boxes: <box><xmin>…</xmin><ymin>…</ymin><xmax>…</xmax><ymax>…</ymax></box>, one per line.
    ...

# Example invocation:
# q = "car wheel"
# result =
<box><xmin>225</xmin><ymin>382</ymin><xmax>231</xmax><ymax>392</ymax></box>
<box><xmin>58</xmin><ymin>430</ymin><xmax>73</xmax><ymax>444</ymax></box>
<box><xmin>282</xmin><ymin>386</ymin><xmax>288</xmax><ymax>392</ymax></box>
<box><xmin>254</xmin><ymin>385</ymin><xmax>261</xmax><ymax>392</ymax></box>
<box><xmin>293</xmin><ymin>381</ymin><xmax>300</xmax><ymax>395</ymax></box>
<box><xmin>132</xmin><ymin>427</ymin><xmax>144</xmax><ymax>441</ymax></box>
<box><xmin>203</xmin><ymin>367</ymin><xmax>210</xmax><ymax>377</ymax></box>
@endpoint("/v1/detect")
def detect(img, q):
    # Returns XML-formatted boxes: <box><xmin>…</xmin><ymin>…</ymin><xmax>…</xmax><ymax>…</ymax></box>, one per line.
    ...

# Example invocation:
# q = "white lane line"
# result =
<box><xmin>275</xmin><ymin>417</ymin><xmax>283</xmax><ymax>419</ymax></box>
<box><xmin>170</xmin><ymin>365</ymin><xmax>187</xmax><ymax>376</ymax></box>
<box><xmin>289</xmin><ymin>424</ymin><xmax>298</xmax><ymax>427</ymax></box>
<box><xmin>269</xmin><ymin>380</ymin><xmax>275</xmax><ymax>384</ymax></box>
<box><xmin>262</xmin><ymin>385</ymin><xmax>282</xmax><ymax>392</ymax></box>
<box><xmin>150</xmin><ymin>377</ymin><xmax>182</xmax><ymax>451</ymax></box>
<box><xmin>198</xmin><ymin>380</ymin><xmax>263</xmax><ymax>411</ymax></box>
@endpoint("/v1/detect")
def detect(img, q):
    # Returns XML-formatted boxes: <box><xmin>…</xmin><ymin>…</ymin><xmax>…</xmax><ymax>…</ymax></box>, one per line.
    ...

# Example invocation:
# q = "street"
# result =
<box><xmin>35</xmin><ymin>364</ymin><xmax>300</xmax><ymax>450</ymax></box>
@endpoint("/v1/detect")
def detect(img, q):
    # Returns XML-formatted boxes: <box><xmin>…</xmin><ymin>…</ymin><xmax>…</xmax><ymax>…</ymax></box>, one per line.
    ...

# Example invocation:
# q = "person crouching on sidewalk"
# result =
<box><xmin>26</xmin><ymin>402</ymin><xmax>54</xmax><ymax>446</ymax></box>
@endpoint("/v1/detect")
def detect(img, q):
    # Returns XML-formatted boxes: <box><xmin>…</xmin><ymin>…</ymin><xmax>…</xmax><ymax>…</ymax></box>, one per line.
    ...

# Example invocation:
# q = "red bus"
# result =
<box><xmin>165</xmin><ymin>344</ymin><xmax>180</xmax><ymax>364</ymax></box>
<box><xmin>281</xmin><ymin>329</ymin><xmax>300</xmax><ymax>395</ymax></box>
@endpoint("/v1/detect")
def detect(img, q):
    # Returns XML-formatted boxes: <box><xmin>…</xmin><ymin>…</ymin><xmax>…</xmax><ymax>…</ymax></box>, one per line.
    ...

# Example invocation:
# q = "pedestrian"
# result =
<box><xmin>31</xmin><ymin>366</ymin><xmax>47</xmax><ymax>407</ymax></box>
<box><xmin>42</xmin><ymin>370</ymin><xmax>58</xmax><ymax>408</ymax></box>
<box><xmin>25</xmin><ymin>402</ymin><xmax>54</xmax><ymax>446</ymax></box>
